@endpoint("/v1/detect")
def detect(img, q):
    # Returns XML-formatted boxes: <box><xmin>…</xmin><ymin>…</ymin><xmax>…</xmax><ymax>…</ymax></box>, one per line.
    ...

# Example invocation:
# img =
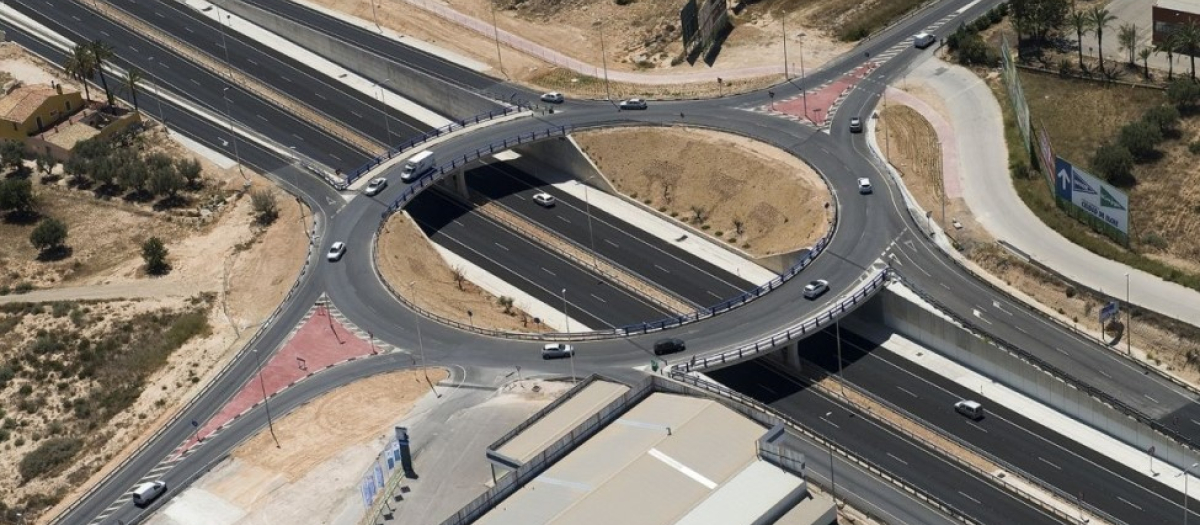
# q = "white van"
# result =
<box><xmin>401</xmin><ymin>150</ymin><xmax>436</xmax><ymax>182</ymax></box>
<box><xmin>132</xmin><ymin>480</ymin><xmax>167</xmax><ymax>507</ymax></box>
<box><xmin>954</xmin><ymin>400</ymin><xmax>984</xmax><ymax>420</ymax></box>
<box><xmin>913</xmin><ymin>32</ymin><xmax>936</xmax><ymax>49</ymax></box>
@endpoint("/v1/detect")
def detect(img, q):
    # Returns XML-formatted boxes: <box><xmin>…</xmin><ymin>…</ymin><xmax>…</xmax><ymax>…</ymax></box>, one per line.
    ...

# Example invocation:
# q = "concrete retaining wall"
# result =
<box><xmin>210</xmin><ymin>0</ymin><xmax>501</xmax><ymax>120</ymax></box>
<box><xmin>872</xmin><ymin>288</ymin><xmax>1200</xmax><ymax>471</ymax></box>
<box><xmin>507</xmin><ymin>136</ymin><xmax>612</xmax><ymax>191</ymax></box>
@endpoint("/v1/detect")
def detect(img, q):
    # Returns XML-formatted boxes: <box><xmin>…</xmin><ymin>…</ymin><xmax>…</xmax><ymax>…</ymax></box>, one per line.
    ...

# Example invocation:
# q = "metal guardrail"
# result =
<box><xmin>674</xmin><ymin>269</ymin><xmax>890</xmax><ymax>372</ymax></box>
<box><xmin>799</xmin><ymin>357</ymin><xmax>1120</xmax><ymax>525</ymax></box>
<box><xmin>665</xmin><ymin>372</ymin><xmax>979</xmax><ymax>525</ymax></box>
<box><xmin>893</xmin><ymin>271</ymin><xmax>1200</xmax><ymax>460</ymax></box>
<box><xmin>344</xmin><ymin>105</ymin><xmax>526</xmax><ymax>185</ymax></box>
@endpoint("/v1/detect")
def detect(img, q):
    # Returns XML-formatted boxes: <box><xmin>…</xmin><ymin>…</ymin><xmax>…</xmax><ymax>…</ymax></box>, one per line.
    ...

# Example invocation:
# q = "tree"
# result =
<box><xmin>141</xmin><ymin>237</ymin><xmax>169</xmax><ymax>275</ymax></box>
<box><xmin>1156</xmin><ymin>32</ymin><xmax>1181</xmax><ymax>81</ymax></box>
<box><xmin>0</xmin><ymin>140</ymin><xmax>25</xmax><ymax>174</ymax></box>
<box><xmin>0</xmin><ymin>178</ymin><xmax>36</xmax><ymax>215</ymax></box>
<box><xmin>1117</xmin><ymin>23</ymin><xmax>1139</xmax><ymax>67</ymax></box>
<box><xmin>1089</xmin><ymin>7</ymin><xmax>1117</xmax><ymax>75</ymax></box>
<box><xmin>29</xmin><ymin>217</ymin><xmax>68</xmax><ymax>254</ymax></box>
<box><xmin>1068</xmin><ymin>10</ymin><xmax>1093</xmax><ymax>71</ymax></box>
<box><xmin>63</xmin><ymin>44</ymin><xmax>95</xmax><ymax>103</ymax></box>
<box><xmin>1167</xmin><ymin>77</ymin><xmax>1200</xmax><ymax>110</ymax></box>
<box><xmin>1178</xmin><ymin>22</ymin><xmax>1200</xmax><ymax>80</ymax></box>
<box><xmin>1117</xmin><ymin>121</ymin><xmax>1162</xmax><ymax>162</ymax></box>
<box><xmin>117</xmin><ymin>161</ymin><xmax>148</xmax><ymax>194</ymax></box>
<box><xmin>88</xmin><ymin>40</ymin><xmax>116</xmax><ymax>107</ymax></box>
<box><xmin>1091</xmin><ymin>144</ymin><xmax>1135</xmax><ymax>186</ymax></box>
<box><xmin>176</xmin><ymin>158</ymin><xmax>202</xmax><ymax>188</ymax></box>
<box><xmin>1142</xmin><ymin>105</ymin><xmax>1181</xmax><ymax>136</ymax></box>
<box><xmin>497</xmin><ymin>296</ymin><xmax>514</xmax><ymax>315</ymax></box>
<box><xmin>121</xmin><ymin>67</ymin><xmax>142</xmax><ymax>112</ymax></box>
<box><xmin>1138</xmin><ymin>47</ymin><xmax>1154</xmax><ymax>79</ymax></box>
<box><xmin>148</xmin><ymin>165</ymin><xmax>183</xmax><ymax>199</ymax></box>
<box><xmin>1010</xmin><ymin>0</ymin><xmax>1069</xmax><ymax>43</ymax></box>
<box><xmin>250</xmin><ymin>189</ymin><xmax>278</xmax><ymax>226</ymax></box>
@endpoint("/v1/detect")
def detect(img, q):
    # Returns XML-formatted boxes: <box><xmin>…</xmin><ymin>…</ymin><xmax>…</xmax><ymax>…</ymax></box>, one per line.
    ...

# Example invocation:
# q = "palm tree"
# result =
<box><xmin>1089</xmin><ymin>7</ymin><xmax>1117</xmax><ymax>75</ymax></box>
<box><xmin>1118</xmin><ymin>23</ymin><xmax>1138</xmax><ymax>67</ymax></box>
<box><xmin>1139</xmin><ymin>47</ymin><xmax>1153</xmax><ymax>79</ymax></box>
<box><xmin>122</xmin><ymin>67</ymin><xmax>143</xmax><ymax>112</ymax></box>
<box><xmin>1157</xmin><ymin>32</ymin><xmax>1180</xmax><ymax>81</ymax></box>
<box><xmin>88</xmin><ymin>40</ymin><xmax>115</xmax><ymax>107</ymax></box>
<box><xmin>1069</xmin><ymin>10</ymin><xmax>1093</xmax><ymax>71</ymax></box>
<box><xmin>1179</xmin><ymin>22</ymin><xmax>1200</xmax><ymax>80</ymax></box>
<box><xmin>63</xmin><ymin>44</ymin><xmax>95</xmax><ymax>103</ymax></box>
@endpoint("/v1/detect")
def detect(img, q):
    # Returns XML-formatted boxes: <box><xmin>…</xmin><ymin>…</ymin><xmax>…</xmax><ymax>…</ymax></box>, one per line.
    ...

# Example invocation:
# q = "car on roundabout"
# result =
<box><xmin>619</xmin><ymin>98</ymin><xmax>648</xmax><ymax>110</ymax></box>
<box><xmin>327</xmin><ymin>241</ymin><xmax>347</xmax><ymax>262</ymax></box>
<box><xmin>803</xmin><ymin>279</ymin><xmax>829</xmax><ymax>299</ymax></box>
<box><xmin>533</xmin><ymin>192</ymin><xmax>557</xmax><ymax>207</ymax></box>
<box><xmin>849</xmin><ymin>117</ymin><xmax>863</xmax><ymax>133</ymax></box>
<box><xmin>363</xmin><ymin>177</ymin><xmax>388</xmax><ymax>196</ymax></box>
<box><xmin>541</xmin><ymin>92</ymin><xmax>565</xmax><ymax>103</ymax></box>
<box><xmin>542</xmin><ymin>343</ymin><xmax>575</xmax><ymax>359</ymax></box>
<box><xmin>858</xmin><ymin>177</ymin><xmax>873</xmax><ymax>194</ymax></box>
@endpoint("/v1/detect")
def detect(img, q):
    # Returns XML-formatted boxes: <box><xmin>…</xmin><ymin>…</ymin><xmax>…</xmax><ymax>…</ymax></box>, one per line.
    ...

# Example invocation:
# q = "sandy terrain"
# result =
<box><xmin>305</xmin><ymin>0</ymin><xmax>856</xmax><ymax>95</ymax></box>
<box><xmin>574</xmin><ymin>126</ymin><xmax>830</xmax><ymax>258</ymax></box>
<box><xmin>377</xmin><ymin>211</ymin><xmax>548</xmax><ymax>333</ymax></box>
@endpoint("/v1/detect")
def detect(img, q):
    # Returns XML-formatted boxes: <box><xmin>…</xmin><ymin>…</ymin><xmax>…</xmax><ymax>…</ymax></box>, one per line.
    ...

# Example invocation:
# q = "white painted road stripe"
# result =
<box><xmin>956</xmin><ymin>0</ymin><xmax>983</xmax><ymax>14</ymax></box>
<box><xmin>648</xmin><ymin>448</ymin><xmax>717</xmax><ymax>489</ymax></box>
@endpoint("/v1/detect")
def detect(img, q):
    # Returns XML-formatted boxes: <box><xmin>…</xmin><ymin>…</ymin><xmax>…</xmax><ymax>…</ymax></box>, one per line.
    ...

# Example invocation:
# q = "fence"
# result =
<box><xmin>674</xmin><ymin>269</ymin><xmax>890</xmax><ymax>373</ymax></box>
<box><xmin>344</xmin><ymin>106</ymin><xmax>527</xmax><ymax>185</ymax></box>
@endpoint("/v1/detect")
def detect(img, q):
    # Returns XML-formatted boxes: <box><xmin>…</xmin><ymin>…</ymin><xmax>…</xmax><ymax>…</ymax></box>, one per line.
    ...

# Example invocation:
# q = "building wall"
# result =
<box><xmin>1152</xmin><ymin>5</ymin><xmax>1200</xmax><ymax>44</ymax></box>
<box><xmin>0</xmin><ymin>91</ymin><xmax>84</xmax><ymax>141</ymax></box>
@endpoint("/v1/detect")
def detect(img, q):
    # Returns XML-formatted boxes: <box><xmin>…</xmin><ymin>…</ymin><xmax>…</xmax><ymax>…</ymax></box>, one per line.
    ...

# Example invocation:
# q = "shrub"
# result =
<box><xmin>250</xmin><ymin>190</ymin><xmax>279</xmax><ymax>226</ymax></box>
<box><xmin>142</xmin><ymin>237</ymin><xmax>170</xmax><ymax>276</ymax></box>
<box><xmin>1091</xmin><ymin>143</ymin><xmax>1135</xmax><ymax>186</ymax></box>
<box><xmin>19</xmin><ymin>437</ymin><xmax>82</xmax><ymax>481</ymax></box>
<box><xmin>1141</xmin><ymin>232</ymin><xmax>1169</xmax><ymax>250</ymax></box>
<box><xmin>1167</xmin><ymin>78</ymin><xmax>1200</xmax><ymax>110</ymax></box>
<box><xmin>30</xmin><ymin>217</ymin><xmax>68</xmax><ymax>253</ymax></box>
<box><xmin>1142</xmin><ymin>105</ymin><xmax>1181</xmax><ymax>136</ymax></box>
<box><xmin>1117</xmin><ymin>121</ymin><xmax>1163</xmax><ymax>162</ymax></box>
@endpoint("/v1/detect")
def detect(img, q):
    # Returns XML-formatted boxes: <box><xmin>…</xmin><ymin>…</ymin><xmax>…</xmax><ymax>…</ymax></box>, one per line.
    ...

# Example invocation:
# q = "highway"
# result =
<box><xmin>463</xmin><ymin>162</ymin><xmax>753</xmax><ymax>307</ymax></box>
<box><xmin>7</xmin><ymin>0</ymin><xmax>1199</xmax><ymax>523</ymax></box>
<box><xmin>706</xmin><ymin>359</ymin><xmax>1067</xmax><ymax>525</ymax></box>
<box><xmin>797</xmin><ymin>327</ymin><xmax>1200</xmax><ymax>524</ymax></box>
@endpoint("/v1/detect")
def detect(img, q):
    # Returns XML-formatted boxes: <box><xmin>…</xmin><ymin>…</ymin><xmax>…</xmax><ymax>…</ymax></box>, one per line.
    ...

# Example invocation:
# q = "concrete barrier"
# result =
<box><xmin>210</xmin><ymin>0</ymin><xmax>502</xmax><ymax>120</ymax></box>
<box><xmin>869</xmin><ymin>288</ymin><xmax>1200</xmax><ymax>472</ymax></box>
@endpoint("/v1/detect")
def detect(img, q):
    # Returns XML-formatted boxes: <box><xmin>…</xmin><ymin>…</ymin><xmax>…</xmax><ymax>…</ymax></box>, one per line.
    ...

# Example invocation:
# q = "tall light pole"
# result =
<box><xmin>936</xmin><ymin>139</ymin><xmax>945</xmax><ymax>225</ymax></box>
<box><xmin>370</xmin><ymin>0</ymin><xmax>381</xmax><ymax>32</ymax></box>
<box><xmin>374</xmin><ymin>78</ymin><xmax>394</xmax><ymax>147</ymax></box>
<box><xmin>1125</xmin><ymin>273</ymin><xmax>1132</xmax><ymax>355</ymax></box>
<box><xmin>598</xmin><ymin>21</ymin><xmax>613</xmax><ymax>102</ymax></box>
<box><xmin>826</xmin><ymin>411</ymin><xmax>836</xmax><ymax>503</ymax></box>
<box><xmin>253</xmin><ymin>346</ymin><xmax>280</xmax><ymax>447</ymax></box>
<box><xmin>221</xmin><ymin>87</ymin><xmax>244</xmax><ymax>178</ymax></box>
<box><xmin>215</xmin><ymin>9</ymin><xmax>234</xmax><ymax>78</ymax></box>
<box><xmin>781</xmin><ymin>14</ymin><xmax>789</xmax><ymax>79</ymax></box>
<box><xmin>1179</xmin><ymin>462</ymin><xmax>1199</xmax><ymax>525</ymax></box>
<box><xmin>409</xmin><ymin>281</ymin><xmax>437</xmax><ymax>396</ymax></box>
<box><xmin>799</xmin><ymin>32</ymin><xmax>808</xmax><ymax>122</ymax></box>
<box><xmin>836</xmin><ymin>320</ymin><xmax>845</xmax><ymax>398</ymax></box>
<box><xmin>148</xmin><ymin>56</ymin><xmax>168</xmax><ymax>135</ymax></box>
<box><xmin>562</xmin><ymin>288</ymin><xmax>576</xmax><ymax>383</ymax></box>
<box><xmin>583</xmin><ymin>182</ymin><xmax>597</xmax><ymax>267</ymax></box>
<box><xmin>490</xmin><ymin>0</ymin><xmax>506</xmax><ymax>78</ymax></box>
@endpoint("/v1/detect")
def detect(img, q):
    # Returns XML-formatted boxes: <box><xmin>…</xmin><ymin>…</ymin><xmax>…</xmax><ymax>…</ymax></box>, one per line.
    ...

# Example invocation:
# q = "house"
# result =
<box><xmin>1153</xmin><ymin>0</ymin><xmax>1200</xmax><ymax>44</ymax></box>
<box><xmin>0</xmin><ymin>82</ymin><xmax>83</xmax><ymax>141</ymax></box>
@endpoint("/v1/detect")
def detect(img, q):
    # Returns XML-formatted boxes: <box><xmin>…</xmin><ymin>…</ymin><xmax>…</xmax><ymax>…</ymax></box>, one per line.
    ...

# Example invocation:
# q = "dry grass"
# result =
<box><xmin>574</xmin><ymin>126</ymin><xmax>829</xmax><ymax>258</ymax></box>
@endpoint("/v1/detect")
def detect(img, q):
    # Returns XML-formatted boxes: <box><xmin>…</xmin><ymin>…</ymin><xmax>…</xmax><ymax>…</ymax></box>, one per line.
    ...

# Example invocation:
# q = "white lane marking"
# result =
<box><xmin>1016</xmin><ymin>325</ymin><xmax>1028</xmax><ymax>334</ymax></box>
<box><xmin>896</xmin><ymin>386</ymin><xmax>919</xmax><ymax>398</ymax></box>
<box><xmin>256</xmin><ymin>114</ymin><xmax>267</xmax><ymax>121</ymax></box>
<box><xmin>494</xmin><ymin>242</ymin><xmax>509</xmax><ymax>251</ymax></box>
<box><xmin>605</xmin><ymin>239</ymin><xmax>619</xmax><ymax>248</ymax></box>
<box><xmin>1117</xmin><ymin>496</ymin><xmax>1143</xmax><ymax>510</ymax></box>
<box><xmin>1055</xmin><ymin>347</ymin><xmax>1069</xmax><ymax>356</ymax></box>
<box><xmin>956</xmin><ymin>0</ymin><xmax>983</xmax><ymax>14</ymax></box>
<box><xmin>1144</xmin><ymin>394</ymin><xmax>1159</xmax><ymax>404</ymax></box>
<box><xmin>190</xmin><ymin>78</ymin><xmax>201</xmax><ymax>86</ymax></box>
<box><xmin>542</xmin><ymin>267</ymin><xmax>556</xmax><ymax>276</ymax></box>
<box><xmin>556</xmin><ymin>215</ymin><xmax>571</xmax><ymax>223</ymax></box>
<box><xmin>315</xmin><ymin>92</ymin><xmax>326</xmax><ymax>100</ymax></box>
<box><xmin>820</xmin><ymin>416</ymin><xmax>840</xmax><ymax>429</ymax></box>
<box><xmin>247</xmin><ymin>58</ymin><xmax>258</xmax><ymax>66</ymax></box>
<box><xmin>100</xmin><ymin>30</ymin><xmax>110</xmax><ymax>37</ymax></box>
<box><xmin>1037</xmin><ymin>456</ymin><xmax>1062</xmax><ymax>470</ymax></box>
<box><xmin>185</xmin><ymin>26</ymin><xmax>194</xmax><ymax>33</ymax></box>
<box><xmin>992</xmin><ymin>300</ymin><xmax>1011</xmax><ymax>315</ymax></box>
<box><xmin>280</xmin><ymin>75</ymin><xmax>291</xmax><ymax>83</ymax></box>
<box><xmin>707</xmin><ymin>290</ymin><xmax>722</xmax><ymax>300</ymax></box>
<box><xmin>648</xmin><ymin>448</ymin><xmax>717</xmax><ymax>489</ymax></box>
<box><xmin>886</xmin><ymin>452</ymin><xmax>908</xmax><ymax>465</ymax></box>
<box><xmin>972</xmin><ymin>308</ymin><xmax>991</xmax><ymax>324</ymax></box>
<box><xmin>1099</xmin><ymin>369</ymin><xmax>1113</xmax><ymax>379</ymax></box>
<box><xmin>958</xmin><ymin>491</ymin><xmax>981</xmax><ymax>505</ymax></box>
<box><xmin>591</xmin><ymin>293</ymin><xmax>607</xmax><ymax>303</ymax></box>
<box><xmin>940</xmin><ymin>282</ymin><xmax>951</xmax><ymax>290</ymax></box>
<box><xmin>351</xmin><ymin>111</ymin><xmax>363</xmax><ymax>119</ymax></box>
<box><xmin>654</xmin><ymin>264</ymin><xmax>670</xmax><ymax>273</ymax></box>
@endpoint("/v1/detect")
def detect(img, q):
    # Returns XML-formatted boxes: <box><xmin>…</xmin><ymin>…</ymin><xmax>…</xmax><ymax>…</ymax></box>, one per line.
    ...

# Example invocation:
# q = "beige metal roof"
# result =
<box><xmin>1158</xmin><ymin>0</ymin><xmax>1200</xmax><ymax>14</ymax></box>
<box><xmin>494</xmin><ymin>381</ymin><xmax>630</xmax><ymax>464</ymax></box>
<box><xmin>476</xmin><ymin>393</ymin><xmax>804</xmax><ymax>525</ymax></box>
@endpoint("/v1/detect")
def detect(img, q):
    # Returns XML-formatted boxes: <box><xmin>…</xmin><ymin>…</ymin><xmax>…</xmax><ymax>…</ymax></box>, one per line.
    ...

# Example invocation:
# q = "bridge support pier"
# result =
<box><xmin>779</xmin><ymin>342</ymin><xmax>800</xmax><ymax>369</ymax></box>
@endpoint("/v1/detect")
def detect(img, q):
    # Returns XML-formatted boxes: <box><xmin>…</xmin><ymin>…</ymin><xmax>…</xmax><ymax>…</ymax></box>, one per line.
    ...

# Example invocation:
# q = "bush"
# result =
<box><xmin>1141</xmin><ymin>232</ymin><xmax>1169</xmax><ymax>250</ymax></box>
<box><xmin>1091</xmin><ymin>143</ymin><xmax>1136</xmax><ymax>186</ymax></box>
<box><xmin>1117</xmin><ymin>121</ymin><xmax>1163</xmax><ymax>162</ymax></box>
<box><xmin>19</xmin><ymin>437</ymin><xmax>83</xmax><ymax>481</ymax></box>
<box><xmin>30</xmin><ymin>217</ymin><xmax>68</xmax><ymax>253</ymax></box>
<box><xmin>1142</xmin><ymin>105</ymin><xmax>1181</xmax><ymax>136</ymax></box>
<box><xmin>1167</xmin><ymin>78</ymin><xmax>1200</xmax><ymax>110</ymax></box>
<box><xmin>955</xmin><ymin>32</ymin><xmax>994</xmax><ymax>66</ymax></box>
<box><xmin>141</xmin><ymin>237</ymin><xmax>170</xmax><ymax>276</ymax></box>
<box><xmin>250</xmin><ymin>190</ymin><xmax>278</xmax><ymax>226</ymax></box>
<box><xmin>0</xmin><ymin>178</ymin><xmax>36</xmax><ymax>215</ymax></box>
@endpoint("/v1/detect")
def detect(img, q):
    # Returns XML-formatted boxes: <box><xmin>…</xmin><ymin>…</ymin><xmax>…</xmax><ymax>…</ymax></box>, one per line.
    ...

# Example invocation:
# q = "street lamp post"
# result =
<box><xmin>1125</xmin><ymin>273</ymin><xmax>1132</xmax><ymax>356</ymax></box>
<box><xmin>598</xmin><ymin>21</ymin><xmax>612</xmax><ymax>102</ymax></box>
<box><xmin>374</xmin><ymin>78</ymin><xmax>394</xmax><ymax>148</ymax></box>
<box><xmin>799</xmin><ymin>32</ymin><xmax>808</xmax><ymax>122</ymax></box>
<box><xmin>370</xmin><ymin>0</ymin><xmax>381</xmax><ymax>32</ymax></box>
<box><xmin>936</xmin><ymin>139</ymin><xmax>945</xmax><ymax>225</ymax></box>
<box><xmin>490</xmin><ymin>0</ymin><xmax>506</xmax><ymax>77</ymax></box>
<box><xmin>148</xmin><ymin>56</ymin><xmax>168</xmax><ymax>135</ymax></box>
<box><xmin>781</xmin><ymin>15</ymin><xmax>789</xmax><ymax>79</ymax></box>
<box><xmin>221</xmin><ymin>87</ymin><xmax>244</xmax><ymax>177</ymax></box>
<box><xmin>253</xmin><ymin>346</ymin><xmax>281</xmax><ymax>447</ymax></box>
<box><xmin>1179</xmin><ymin>462</ymin><xmax>1199</xmax><ymax>525</ymax></box>
<box><xmin>836</xmin><ymin>320</ymin><xmax>845</xmax><ymax>398</ymax></box>
<box><xmin>583</xmin><ymin>183</ymin><xmax>597</xmax><ymax>267</ymax></box>
<box><xmin>409</xmin><ymin>281</ymin><xmax>437</xmax><ymax>396</ymax></box>
<box><xmin>216</xmin><ymin>9</ymin><xmax>234</xmax><ymax>78</ymax></box>
<box><xmin>826</xmin><ymin>411</ymin><xmax>836</xmax><ymax>503</ymax></box>
<box><xmin>562</xmin><ymin>288</ymin><xmax>576</xmax><ymax>383</ymax></box>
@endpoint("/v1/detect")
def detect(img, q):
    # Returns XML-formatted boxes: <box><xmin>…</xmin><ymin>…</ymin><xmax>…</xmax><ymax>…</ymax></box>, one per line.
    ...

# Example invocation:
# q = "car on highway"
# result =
<box><xmin>542</xmin><ymin>343</ymin><xmax>575</xmax><ymax>359</ymax></box>
<box><xmin>132</xmin><ymin>480</ymin><xmax>167</xmax><ymax>507</ymax></box>
<box><xmin>858</xmin><ymin>177</ymin><xmax>873</xmax><ymax>194</ymax></box>
<box><xmin>802</xmin><ymin>279</ymin><xmax>829</xmax><ymax>299</ymax></box>
<box><xmin>540</xmin><ymin>92</ymin><xmax>565</xmax><ymax>103</ymax></box>
<box><xmin>533</xmin><ymin>192</ymin><xmax>557</xmax><ymax>207</ymax></box>
<box><xmin>848</xmin><ymin>117</ymin><xmax>863</xmax><ymax>133</ymax></box>
<box><xmin>364</xmin><ymin>177</ymin><xmax>388</xmax><ymax>196</ymax></box>
<box><xmin>955</xmin><ymin>399</ymin><xmax>984</xmax><ymax>420</ymax></box>
<box><xmin>327</xmin><ymin>241</ymin><xmax>347</xmax><ymax>262</ymax></box>
<box><xmin>913</xmin><ymin>32</ymin><xmax>936</xmax><ymax>49</ymax></box>
<box><xmin>619</xmin><ymin>98</ymin><xmax>648</xmax><ymax>110</ymax></box>
<box><xmin>653</xmin><ymin>338</ymin><xmax>686</xmax><ymax>356</ymax></box>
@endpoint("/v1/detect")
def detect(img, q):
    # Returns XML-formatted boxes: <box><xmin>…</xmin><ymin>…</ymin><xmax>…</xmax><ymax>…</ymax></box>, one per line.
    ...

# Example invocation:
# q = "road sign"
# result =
<box><xmin>1099</xmin><ymin>301</ymin><xmax>1120</xmax><ymax>324</ymax></box>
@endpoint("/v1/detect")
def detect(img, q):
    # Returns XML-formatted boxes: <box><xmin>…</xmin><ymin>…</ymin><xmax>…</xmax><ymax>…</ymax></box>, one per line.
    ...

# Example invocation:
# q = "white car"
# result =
<box><xmin>619</xmin><ymin>98</ymin><xmax>648</xmax><ymax>110</ymax></box>
<box><xmin>857</xmin><ymin>177</ymin><xmax>873</xmax><ymax>194</ymax></box>
<box><xmin>542</xmin><ymin>343</ymin><xmax>575</xmax><ymax>359</ymax></box>
<box><xmin>532</xmin><ymin>192</ymin><xmax>556</xmax><ymax>207</ymax></box>
<box><xmin>913</xmin><ymin>32</ymin><xmax>936</xmax><ymax>49</ymax></box>
<box><xmin>802</xmin><ymin>279</ymin><xmax>829</xmax><ymax>299</ymax></box>
<box><xmin>364</xmin><ymin>177</ymin><xmax>388</xmax><ymax>196</ymax></box>
<box><xmin>849</xmin><ymin>117</ymin><xmax>863</xmax><ymax>133</ymax></box>
<box><xmin>540</xmin><ymin>92</ymin><xmax>564</xmax><ymax>103</ymax></box>
<box><xmin>327</xmin><ymin>241</ymin><xmax>347</xmax><ymax>262</ymax></box>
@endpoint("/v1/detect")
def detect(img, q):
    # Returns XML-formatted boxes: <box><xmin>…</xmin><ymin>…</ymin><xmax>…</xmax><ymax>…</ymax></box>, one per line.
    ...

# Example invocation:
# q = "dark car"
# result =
<box><xmin>653</xmin><ymin>338</ymin><xmax>686</xmax><ymax>356</ymax></box>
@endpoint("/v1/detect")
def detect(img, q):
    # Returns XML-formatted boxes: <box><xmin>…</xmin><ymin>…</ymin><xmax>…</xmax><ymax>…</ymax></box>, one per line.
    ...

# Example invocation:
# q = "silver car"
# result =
<box><xmin>327</xmin><ymin>241</ymin><xmax>347</xmax><ymax>262</ymax></box>
<box><xmin>540</xmin><ymin>92</ymin><xmax>564</xmax><ymax>103</ymax></box>
<box><xmin>364</xmin><ymin>177</ymin><xmax>388</xmax><ymax>196</ymax></box>
<box><xmin>619</xmin><ymin>98</ymin><xmax>648</xmax><ymax>110</ymax></box>
<box><xmin>803</xmin><ymin>279</ymin><xmax>829</xmax><ymax>299</ymax></box>
<box><xmin>541</xmin><ymin>343</ymin><xmax>575</xmax><ymax>359</ymax></box>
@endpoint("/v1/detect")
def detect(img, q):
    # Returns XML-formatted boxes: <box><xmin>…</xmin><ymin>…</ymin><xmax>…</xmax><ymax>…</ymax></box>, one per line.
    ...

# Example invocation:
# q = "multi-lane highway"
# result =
<box><xmin>8</xmin><ymin>0</ymin><xmax>1200</xmax><ymax>523</ymax></box>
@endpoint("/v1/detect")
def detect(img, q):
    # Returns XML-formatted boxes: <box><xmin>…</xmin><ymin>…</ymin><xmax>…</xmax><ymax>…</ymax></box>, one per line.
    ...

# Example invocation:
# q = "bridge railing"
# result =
<box><xmin>674</xmin><ymin>269</ymin><xmax>890</xmax><ymax>373</ymax></box>
<box><xmin>344</xmin><ymin>106</ymin><xmax>527</xmax><ymax>185</ymax></box>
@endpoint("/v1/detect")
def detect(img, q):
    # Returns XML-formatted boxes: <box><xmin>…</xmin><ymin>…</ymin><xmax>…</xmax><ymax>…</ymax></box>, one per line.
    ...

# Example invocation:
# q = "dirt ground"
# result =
<box><xmin>306</xmin><ymin>0</ymin><xmax>858</xmax><ymax>96</ymax></box>
<box><xmin>878</xmin><ymin>83</ymin><xmax>1200</xmax><ymax>394</ymax></box>
<box><xmin>377</xmin><ymin>212</ymin><xmax>549</xmax><ymax>333</ymax></box>
<box><xmin>574</xmin><ymin>126</ymin><xmax>830</xmax><ymax>258</ymax></box>
<box><xmin>0</xmin><ymin>47</ymin><xmax>310</xmax><ymax>520</ymax></box>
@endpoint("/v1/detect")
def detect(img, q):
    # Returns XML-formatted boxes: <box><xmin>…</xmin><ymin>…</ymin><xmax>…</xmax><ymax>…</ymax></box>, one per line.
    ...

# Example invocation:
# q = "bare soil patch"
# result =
<box><xmin>377</xmin><ymin>212</ymin><xmax>549</xmax><ymax>333</ymax></box>
<box><xmin>573</xmin><ymin>126</ymin><xmax>830</xmax><ymax>257</ymax></box>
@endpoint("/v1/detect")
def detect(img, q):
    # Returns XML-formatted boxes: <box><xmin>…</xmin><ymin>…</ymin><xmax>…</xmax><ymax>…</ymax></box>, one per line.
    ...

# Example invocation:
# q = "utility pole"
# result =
<box><xmin>253</xmin><ymin>347</ymin><xmax>280</xmax><ymax>447</ymax></box>
<box><xmin>583</xmin><ymin>182</ymin><xmax>597</xmax><ymax>267</ymax></box>
<box><xmin>375</xmin><ymin>79</ymin><xmax>394</xmax><ymax>147</ymax></box>
<box><xmin>836</xmin><ymin>320</ymin><xmax>845</xmax><ymax>398</ymax></box>
<box><xmin>799</xmin><ymin>32</ymin><xmax>808</xmax><ymax>122</ymax></box>
<box><xmin>598</xmin><ymin>21</ymin><xmax>612</xmax><ymax>102</ymax></box>
<box><xmin>216</xmin><ymin>9</ymin><xmax>234</xmax><ymax>78</ymax></box>
<box><xmin>937</xmin><ymin>139</ymin><xmax>945</xmax><ymax>225</ymax></box>
<box><xmin>221</xmin><ymin>87</ymin><xmax>244</xmax><ymax>178</ymax></box>
<box><xmin>781</xmin><ymin>15</ymin><xmax>789</xmax><ymax>79</ymax></box>
<box><xmin>1125</xmin><ymin>273</ymin><xmax>1132</xmax><ymax>355</ymax></box>
<box><xmin>491</xmin><ymin>1</ymin><xmax>506</xmax><ymax>78</ymax></box>
<box><xmin>409</xmin><ymin>281</ymin><xmax>435</xmax><ymax>396</ymax></box>
<box><xmin>1179</xmin><ymin>462</ymin><xmax>1199</xmax><ymax>525</ymax></box>
<box><xmin>148</xmin><ymin>57</ymin><xmax>168</xmax><ymax>135</ymax></box>
<box><xmin>370</xmin><ymin>0</ymin><xmax>381</xmax><ymax>32</ymax></box>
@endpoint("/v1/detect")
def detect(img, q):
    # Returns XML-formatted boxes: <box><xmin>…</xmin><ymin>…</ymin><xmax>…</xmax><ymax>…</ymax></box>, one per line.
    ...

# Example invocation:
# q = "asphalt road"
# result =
<box><xmin>463</xmin><ymin>161</ymin><xmax>753</xmax><ymax>307</ymax></box>
<box><xmin>799</xmin><ymin>327</ymin><xmax>1200</xmax><ymax>525</ymax></box>
<box><xmin>707</xmin><ymin>359</ymin><xmax>1067</xmax><ymax>525</ymax></box>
